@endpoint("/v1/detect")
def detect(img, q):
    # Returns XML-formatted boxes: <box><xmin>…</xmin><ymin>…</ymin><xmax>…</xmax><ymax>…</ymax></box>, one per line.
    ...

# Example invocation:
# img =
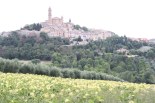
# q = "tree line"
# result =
<box><xmin>0</xmin><ymin>32</ymin><xmax>155</xmax><ymax>83</ymax></box>
<box><xmin>21</xmin><ymin>23</ymin><xmax>42</xmax><ymax>31</ymax></box>
<box><xmin>0</xmin><ymin>58</ymin><xmax>123</xmax><ymax>81</ymax></box>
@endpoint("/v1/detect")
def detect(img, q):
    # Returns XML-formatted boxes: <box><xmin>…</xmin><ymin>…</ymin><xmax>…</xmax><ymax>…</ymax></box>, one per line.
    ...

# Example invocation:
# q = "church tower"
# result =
<box><xmin>48</xmin><ymin>7</ymin><xmax>52</xmax><ymax>21</ymax></box>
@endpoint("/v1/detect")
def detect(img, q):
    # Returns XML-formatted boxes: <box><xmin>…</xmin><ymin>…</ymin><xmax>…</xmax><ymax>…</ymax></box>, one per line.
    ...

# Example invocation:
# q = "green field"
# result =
<box><xmin>0</xmin><ymin>72</ymin><xmax>155</xmax><ymax>103</ymax></box>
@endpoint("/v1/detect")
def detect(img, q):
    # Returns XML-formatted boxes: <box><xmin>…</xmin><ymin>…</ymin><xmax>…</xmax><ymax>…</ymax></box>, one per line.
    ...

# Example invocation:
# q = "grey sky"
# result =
<box><xmin>0</xmin><ymin>0</ymin><xmax>155</xmax><ymax>39</ymax></box>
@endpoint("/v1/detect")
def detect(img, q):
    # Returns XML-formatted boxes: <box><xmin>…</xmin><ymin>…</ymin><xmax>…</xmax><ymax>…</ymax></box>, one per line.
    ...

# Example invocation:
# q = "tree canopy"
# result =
<box><xmin>0</xmin><ymin>32</ymin><xmax>155</xmax><ymax>84</ymax></box>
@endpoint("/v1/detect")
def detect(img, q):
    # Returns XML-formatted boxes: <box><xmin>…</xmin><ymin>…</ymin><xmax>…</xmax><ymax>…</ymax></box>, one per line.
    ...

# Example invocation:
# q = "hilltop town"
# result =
<box><xmin>0</xmin><ymin>7</ymin><xmax>115</xmax><ymax>44</ymax></box>
<box><xmin>40</xmin><ymin>7</ymin><xmax>115</xmax><ymax>41</ymax></box>
<box><xmin>1</xmin><ymin>7</ymin><xmax>152</xmax><ymax>44</ymax></box>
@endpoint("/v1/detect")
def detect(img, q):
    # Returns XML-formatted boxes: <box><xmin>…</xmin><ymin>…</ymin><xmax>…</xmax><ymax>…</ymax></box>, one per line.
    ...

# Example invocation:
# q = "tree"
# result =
<box><xmin>78</xmin><ymin>58</ymin><xmax>87</xmax><ymax>70</ymax></box>
<box><xmin>31</xmin><ymin>59</ymin><xmax>41</xmax><ymax>64</ymax></box>
<box><xmin>74</xmin><ymin>25</ymin><xmax>81</xmax><ymax>30</ymax></box>
<box><xmin>40</xmin><ymin>32</ymin><xmax>49</xmax><ymax>42</ymax></box>
<box><xmin>22</xmin><ymin>23</ymin><xmax>42</xmax><ymax>31</ymax></box>
<box><xmin>73</xmin><ymin>36</ymin><xmax>83</xmax><ymax>42</ymax></box>
<box><xmin>146</xmin><ymin>50</ymin><xmax>155</xmax><ymax>59</ymax></box>
<box><xmin>82</xmin><ymin>26</ymin><xmax>88</xmax><ymax>31</ymax></box>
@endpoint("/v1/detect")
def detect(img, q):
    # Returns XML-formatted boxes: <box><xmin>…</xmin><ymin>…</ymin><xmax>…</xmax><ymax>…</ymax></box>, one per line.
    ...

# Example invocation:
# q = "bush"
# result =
<box><xmin>0</xmin><ymin>60</ymin><xmax>5</xmax><ymax>72</ymax></box>
<box><xmin>0</xmin><ymin>57</ymin><xmax>123</xmax><ymax>82</ymax></box>
<box><xmin>73</xmin><ymin>69</ymin><xmax>81</xmax><ymax>79</ymax></box>
<box><xmin>31</xmin><ymin>59</ymin><xmax>41</xmax><ymax>64</ymax></box>
<box><xmin>81</xmin><ymin>71</ymin><xmax>90</xmax><ymax>79</ymax></box>
<box><xmin>49</xmin><ymin>67</ymin><xmax>62</xmax><ymax>77</ymax></box>
<box><xmin>68</xmin><ymin>70</ymin><xmax>75</xmax><ymax>78</ymax></box>
<box><xmin>2</xmin><ymin>60</ymin><xmax>20</xmax><ymax>73</ymax></box>
<box><xmin>19</xmin><ymin>64</ymin><xmax>35</xmax><ymax>74</ymax></box>
<box><xmin>35</xmin><ymin>64</ymin><xmax>50</xmax><ymax>76</ymax></box>
<box><xmin>61</xmin><ymin>69</ymin><xmax>71</xmax><ymax>78</ymax></box>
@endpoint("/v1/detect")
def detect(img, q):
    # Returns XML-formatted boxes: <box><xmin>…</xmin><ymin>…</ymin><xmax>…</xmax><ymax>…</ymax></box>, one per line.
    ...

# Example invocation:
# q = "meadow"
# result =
<box><xmin>0</xmin><ymin>72</ymin><xmax>155</xmax><ymax>103</ymax></box>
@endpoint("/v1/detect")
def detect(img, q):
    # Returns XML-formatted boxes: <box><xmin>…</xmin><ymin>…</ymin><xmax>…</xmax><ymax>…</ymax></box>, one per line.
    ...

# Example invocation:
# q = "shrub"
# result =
<box><xmin>35</xmin><ymin>64</ymin><xmax>50</xmax><ymax>76</ymax></box>
<box><xmin>61</xmin><ymin>69</ymin><xmax>71</xmax><ymax>78</ymax></box>
<box><xmin>68</xmin><ymin>70</ymin><xmax>75</xmax><ymax>78</ymax></box>
<box><xmin>49</xmin><ymin>67</ymin><xmax>62</xmax><ymax>77</ymax></box>
<box><xmin>0</xmin><ymin>57</ymin><xmax>123</xmax><ymax>82</ymax></box>
<box><xmin>81</xmin><ymin>71</ymin><xmax>90</xmax><ymax>79</ymax></box>
<box><xmin>19</xmin><ymin>64</ymin><xmax>35</xmax><ymax>74</ymax></box>
<box><xmin>3</xmin><ymin>60</ymin><xmax>20</xmax><ymax>73</ymax></box>
<box><xmin>31</xmin><ymin>59</ymin><xmax>41</xmax><ymax>64</ymax></box>
<box><xmin>73</xmin><ymin>69</ymin><xmax>81</xmax><ymax>79</ymax></box>
<box><xmin>0</xmin><ymin>59</ymin><xmax>6</xmax><ymax>72</ymax></box>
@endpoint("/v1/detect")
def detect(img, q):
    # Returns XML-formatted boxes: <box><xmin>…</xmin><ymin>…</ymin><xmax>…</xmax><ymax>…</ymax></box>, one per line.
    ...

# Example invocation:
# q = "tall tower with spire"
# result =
<box><xmin>48</xmin><ymin>7</ymin><xmax>52</xmax><ymax>21</ymax></box>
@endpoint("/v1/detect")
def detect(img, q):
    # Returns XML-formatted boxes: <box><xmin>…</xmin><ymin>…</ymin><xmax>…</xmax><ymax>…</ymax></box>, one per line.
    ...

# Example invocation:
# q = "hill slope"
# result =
<box><xmin>0</xmin><ymin>32</ymin><xmax>155</xmax><ymax>83</ymax></box>
<box><xmin>0</xmin><ymin>72</ymin><xmax>155</xmax><ymax>103</ymax></box>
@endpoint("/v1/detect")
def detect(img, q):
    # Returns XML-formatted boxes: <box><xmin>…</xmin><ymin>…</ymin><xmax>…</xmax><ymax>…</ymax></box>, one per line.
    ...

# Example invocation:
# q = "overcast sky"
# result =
<box><xmin>0</xmin><ymin>0</ymin><xmax>155</xmax><ymax>39</ymax></box>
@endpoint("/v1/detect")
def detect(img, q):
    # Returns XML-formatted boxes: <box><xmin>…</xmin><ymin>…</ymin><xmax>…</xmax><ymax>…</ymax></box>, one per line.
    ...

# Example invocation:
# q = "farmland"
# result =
<box><xmin>0</xmin><ymin>72</ymin><xmax>155</xmax><ymax>103</ymax></box>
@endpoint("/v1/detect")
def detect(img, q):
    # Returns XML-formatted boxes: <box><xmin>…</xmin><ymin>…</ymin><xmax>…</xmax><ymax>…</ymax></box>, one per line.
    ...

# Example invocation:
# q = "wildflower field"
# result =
<box><xmin>0</xmin><ymin>72</ymin><xmax>155</xmax><ymax>103</ymax></box>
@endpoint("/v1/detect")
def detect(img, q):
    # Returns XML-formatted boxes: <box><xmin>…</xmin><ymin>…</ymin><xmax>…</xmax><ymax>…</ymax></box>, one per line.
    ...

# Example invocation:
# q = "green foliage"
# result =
<box><xmin>146</xmin><ymin>50</ymin><xmax>155</xmax><ymax>59</ymax></box>
<box><xmin>40</xmin><ymin>32</ymin><xmax>50</xmax><ymax>43</ymax></box>
<box><xmin>0</xmin><ymin>32</ymin><xmax>155</xmax><ymax>84</ymax></box>
<box><xmin>82</xmin><ymin>26</ymin><xmax>88</xmax><ymax>31</ymax></box>
<box><xmin>73</xmin><ymin>36</ymin><xmax>83</xmax><ymax>42</ymax></box>
<box><xmin>0</xmin><ymin>32</ymin><xmax>70</xmax><ymax>60</ymax></box>
<box><xmin>35</xmin><ymin>64</ymin><xmax>50</xmax><ymax>75</ymax></box>
<box><xmin>49</xmin><ymin>67</ymin><xmax>62</xmax><ymax>77</ymax></box>
<box><xmin>31</xmin><ymin>59</ymin><xmax>41</xmax><ymax>64</ymax></box>
<box><xmin>19</xmin><ymin>64</ymin><xmax>35</xmax><ymax>74</ymax></box>
<box><xmin>1</xmin><ymin>31</ymin><xmax>20</xmax><ymax>46</ymax></box>
<box><xmin>73</xmin><ymin>69</ymin><xmax>81</xmax><ymax>79</ymax></box>
<box><xmin>61</xmin><ymin>69</ymin><xmax>72</xmax><ymax>78</ymax></box>
<box><xmin>0</xmin><ymin>58</ymin><xmax>123</xmax><ymax>81</ymax></box>
<box><xmin>2</xmin><ymin>59</ymin><xmax>20</xmax><ymax>73</ymax></box>
<box><xmin>74</xmin><ymin>25</ymin><xmax>88</xmax><ymax>31</ymax></box>
<box><xmin>21</xmin><ymin>23</ymin><xmax>42</xmax><ymax>31</ymax></box>
<box><xmin>74</xmin><ymin>25</ymin><xmax>81</xmax><ymax>30</ymax></box>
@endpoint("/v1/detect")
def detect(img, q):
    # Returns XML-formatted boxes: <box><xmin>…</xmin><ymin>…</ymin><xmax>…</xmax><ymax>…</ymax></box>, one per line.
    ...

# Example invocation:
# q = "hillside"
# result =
<box><xmin>0</xmin><ymin>72</ymin><xmax>155</xmax><ymax>103</ymax></box>
<box><xmin>0</xmin><ymin>32</ymin><xmax>155</xmax><ymax>83</ymax></box>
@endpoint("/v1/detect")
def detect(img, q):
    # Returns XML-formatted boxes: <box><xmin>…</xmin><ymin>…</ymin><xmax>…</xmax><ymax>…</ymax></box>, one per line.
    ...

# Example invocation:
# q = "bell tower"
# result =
<box><xmin>48</xmin><ymin>7</ymin><xmax>52</xmax><ymax>21</ymax></box>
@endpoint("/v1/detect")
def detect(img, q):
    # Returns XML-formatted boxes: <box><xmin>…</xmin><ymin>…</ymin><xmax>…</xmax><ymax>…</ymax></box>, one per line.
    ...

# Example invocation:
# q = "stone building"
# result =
<box><xmin>41</xmin><ymin>7</ymin><xmax>114</xmax><ymax>41</ymax></box>
<box><xmin>41</xmin><ymin>7</ymin><xmax>73</xmax><ymax>38</ymax></box>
